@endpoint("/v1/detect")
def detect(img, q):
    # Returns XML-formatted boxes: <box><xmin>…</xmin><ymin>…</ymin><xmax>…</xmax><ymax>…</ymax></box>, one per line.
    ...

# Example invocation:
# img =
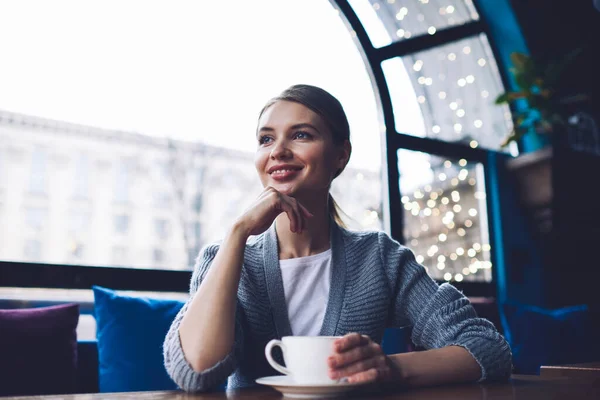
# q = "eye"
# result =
<box><xmin>258</xmin><ymin>135</ymin><xmax>273</xmax><ymax>145</ymax></box>
<box><xmin>293</xmin><ymin>131</ymin><xmax>312</xmax><ymax>140</ymax></box>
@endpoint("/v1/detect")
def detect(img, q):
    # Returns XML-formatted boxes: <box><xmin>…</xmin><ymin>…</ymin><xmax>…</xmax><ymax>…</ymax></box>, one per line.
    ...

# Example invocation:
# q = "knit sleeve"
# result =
<box><xmin>379</xmin><ymin>233</ymin><xmax>512</xmax><ymax>382</ymax></box>
<box><xmin>163</xmin><ymin>244</ymin><xmax>244</xmax><ymax>392</ymax></box>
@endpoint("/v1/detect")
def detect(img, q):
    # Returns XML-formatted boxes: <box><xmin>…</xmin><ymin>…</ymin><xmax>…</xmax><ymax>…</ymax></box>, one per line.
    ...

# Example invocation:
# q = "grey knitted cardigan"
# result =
<box><xmin>163</xmin><ymin>222</ymin><xmax>512</xmax><ymax>392</ymax></box>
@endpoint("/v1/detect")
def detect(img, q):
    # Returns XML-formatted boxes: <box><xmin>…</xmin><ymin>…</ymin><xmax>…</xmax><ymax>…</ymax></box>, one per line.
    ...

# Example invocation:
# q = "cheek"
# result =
<box><xmin>254</xmin><ymin>151</ymin><xmax>268</xmax><ymax>177</ymax></box>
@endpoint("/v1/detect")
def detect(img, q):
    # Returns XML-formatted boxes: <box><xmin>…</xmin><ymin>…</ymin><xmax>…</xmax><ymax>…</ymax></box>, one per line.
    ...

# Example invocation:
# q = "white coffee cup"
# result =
<box><xmin>265</xmin><ymin>336</ymin><xmax>341</xmax><ymax>384</ymax></box>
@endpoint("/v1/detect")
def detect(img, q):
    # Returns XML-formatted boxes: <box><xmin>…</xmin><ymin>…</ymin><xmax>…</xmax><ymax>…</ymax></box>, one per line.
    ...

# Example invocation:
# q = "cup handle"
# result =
<box><xmin>265</xmin><ymin>339</ymin><xmax>291</xmax><ymax>376</ymax></box>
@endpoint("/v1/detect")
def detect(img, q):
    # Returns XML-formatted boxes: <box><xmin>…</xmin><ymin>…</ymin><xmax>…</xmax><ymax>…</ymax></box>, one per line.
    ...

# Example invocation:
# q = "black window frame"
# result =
<box><xmin>332</xmin><ymin>0</ymin><xmax>516</xmax><ymax>297</ymax></box>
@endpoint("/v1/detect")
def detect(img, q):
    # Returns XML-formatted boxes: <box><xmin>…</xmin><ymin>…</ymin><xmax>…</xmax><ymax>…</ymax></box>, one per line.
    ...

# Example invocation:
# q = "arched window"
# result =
<box><xmin>334</xmin><ymin>0</ymin><xmax>518</xmax><ymax>287</ymax></box>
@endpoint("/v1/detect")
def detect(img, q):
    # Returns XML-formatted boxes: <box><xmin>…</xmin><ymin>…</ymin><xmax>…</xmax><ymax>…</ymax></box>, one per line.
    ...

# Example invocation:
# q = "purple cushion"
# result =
<box><xmin>0</xmin><ymin>304</ymin><xmax>79</xmax><ymax>396</ymax></box>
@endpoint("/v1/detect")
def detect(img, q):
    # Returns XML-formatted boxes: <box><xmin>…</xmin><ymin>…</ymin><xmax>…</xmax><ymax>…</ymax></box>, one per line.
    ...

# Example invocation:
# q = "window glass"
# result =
<box><xmin>29</xmin><ymin>147</ymin><xmax>47</xmax><ymax>195</ymax></box>
<box><xmin>398</xmin><ymin>149</ymin><xmax>492</xmax><ymax>283</ymax></box>
<box><xmin>0</xmin><ymin>0</ymin><xmax>382</xmax><ymax>270</ymax></box>
<box><xmin>349</xmin><ymin>0</ymin><xmax>479</xmax><ymax>48</ymax></box>
<box><xmin>383</xmin><ymin>34</ymin><xmax>514</xmax><ymax>152</ymax></box>
<box><xmin>73</xmin><ymin>154</ymin><xmax>90</xmax><ymax>199</ymax></box>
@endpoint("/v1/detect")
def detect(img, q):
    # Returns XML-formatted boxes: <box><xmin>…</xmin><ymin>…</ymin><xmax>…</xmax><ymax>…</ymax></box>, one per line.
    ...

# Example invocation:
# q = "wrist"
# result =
<box><xmin>387</xmin><ymin>353</ymin><xmax>410</xmax><ymax>384</ymax></box>
<box><xmin>230</xmin><ymin>219</ymin><xmax>251</xmax><ymax>241</ymax></box>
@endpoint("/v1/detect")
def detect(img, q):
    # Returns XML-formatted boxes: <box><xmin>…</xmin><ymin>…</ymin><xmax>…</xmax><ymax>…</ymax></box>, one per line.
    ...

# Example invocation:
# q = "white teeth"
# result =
<box><xmin>272</xmin><ymin>169</ymin><xmax>296</xmax><ymax>174</ymax></box>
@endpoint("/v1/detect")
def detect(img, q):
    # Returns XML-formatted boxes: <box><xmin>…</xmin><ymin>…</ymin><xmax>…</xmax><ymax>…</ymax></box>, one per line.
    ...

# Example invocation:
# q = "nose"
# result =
<box><xmin>270</xmin><ymin>139</ymin><xmax>292</xmax><ymax>160</ymax></box>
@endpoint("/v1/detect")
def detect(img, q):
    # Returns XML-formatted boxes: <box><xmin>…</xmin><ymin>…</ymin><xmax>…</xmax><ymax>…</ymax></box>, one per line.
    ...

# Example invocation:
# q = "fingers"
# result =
<box><xmin>329</xmin><ymin>354</ymin><xmax>385</xmax><ymax>380</ymax></box>
<box><xmin>278</xmin><ymin>194</ymin><xmax>311</xmax><ymax>234</ymax></box>
<box><xmin>263</xmin><ymin>187</ymin><xmax>313</xmax><ymax>234</ymax></box>
<box><xmin>298</xmin><ymin>202</ymin><xmax>314</xmax><ymax>219</ymax></box>
<box><xmin>347</xmin><ymin>367</ymin><xmax>391</xmax><ymax>384</ymax></box>
<box><xmin>333</xmin><ymin>333</ymin><xmax>370</xmax><ymax>353</ymax></box>
<box><xmin>280</xmin><ymin>201</ymin><xmax>300</xmax><ymax>233</ymax></box>
<box><xmin>329</xmin><ymin>340</ymin><xmax>380</xmax><ymax>369</ymax></box>
<box><xmin>328</xmin><ymin>333</ymin><xmax>392</xmax><ymax>384</ymax></box>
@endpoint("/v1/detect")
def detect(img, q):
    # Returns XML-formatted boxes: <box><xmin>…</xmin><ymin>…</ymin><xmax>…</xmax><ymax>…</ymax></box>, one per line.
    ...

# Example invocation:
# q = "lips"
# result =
<box><xmin>267</xmin><ymin>164</ymin><xmax>303</xmax><ymax>174</ymax></box>
<box><xmin>268</xmin><ymin>164</ymin><xmax>303</xmax><ymax>181</ymax></box>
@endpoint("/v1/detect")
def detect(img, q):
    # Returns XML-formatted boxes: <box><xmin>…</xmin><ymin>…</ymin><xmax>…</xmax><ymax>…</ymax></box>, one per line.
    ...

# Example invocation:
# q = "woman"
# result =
<box><xmin>163</xmin><ymin>84</ymin><xmax>512</xmax><ymax>392</ymax></box>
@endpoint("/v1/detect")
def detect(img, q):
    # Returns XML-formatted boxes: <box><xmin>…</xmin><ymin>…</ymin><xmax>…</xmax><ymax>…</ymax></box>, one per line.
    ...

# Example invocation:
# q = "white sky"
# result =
<box><xmin>0</xmin><ymin>0</ymin><xmax>390</xmax><ymax>171</ymax></box>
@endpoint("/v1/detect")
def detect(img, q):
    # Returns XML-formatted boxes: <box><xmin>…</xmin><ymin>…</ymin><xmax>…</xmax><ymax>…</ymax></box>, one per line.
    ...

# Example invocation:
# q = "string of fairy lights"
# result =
<box><xmin>342</xmin><ymin>1</ymin><xmax>511</xmax><ymax>281</ymax></box>
<box><xmin>400</xmin><ymin>157</ymin><xmax>492</xmax><ymax>283</ymax></box>
<box><xmin>356</xmin><ymin>0</ymin><xmax>513</xmax><ymax>150</ymax></box>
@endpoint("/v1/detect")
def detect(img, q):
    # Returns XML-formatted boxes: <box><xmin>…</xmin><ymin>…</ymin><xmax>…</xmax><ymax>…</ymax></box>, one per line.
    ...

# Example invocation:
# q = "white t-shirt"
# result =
<box><xmin>279</xmin><ymin>249</ymin><xmax>331</xmax><ymax>336</ymax></box>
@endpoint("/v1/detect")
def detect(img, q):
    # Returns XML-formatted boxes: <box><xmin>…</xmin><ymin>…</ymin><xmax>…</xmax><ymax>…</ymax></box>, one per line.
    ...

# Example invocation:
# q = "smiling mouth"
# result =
<box><xmin>270</xmin><ymin>168</ymin><xmax>300</xmax><ymax>176</ymax></box>
<box><xmin>269</xmin><ymin>167</ymin><xmax>302</xmax><ymax>180</ymax></box>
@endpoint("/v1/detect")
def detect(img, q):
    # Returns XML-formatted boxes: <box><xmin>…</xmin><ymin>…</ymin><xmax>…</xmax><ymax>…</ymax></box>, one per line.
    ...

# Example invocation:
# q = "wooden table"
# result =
<box><xmin>540</xmin><ymin>361</ymin><xmax>600</xmax><ymax>380</ymax></box>
<box><xmin>5</xmin><ymin>375</ymin><xmax>600</xmax><ymax>399</ymax></box>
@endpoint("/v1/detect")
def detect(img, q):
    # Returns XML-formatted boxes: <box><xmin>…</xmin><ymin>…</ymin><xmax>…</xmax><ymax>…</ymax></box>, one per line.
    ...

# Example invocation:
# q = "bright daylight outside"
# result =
<box><xmin>0</xmin><ymin>1</ymin><xmax>497</xmax><ymax>285</ymax></box>
<box><xmin>0</xmin><ymin>0</ymin><xmax>386</xmax><ymax>271</ymax></box>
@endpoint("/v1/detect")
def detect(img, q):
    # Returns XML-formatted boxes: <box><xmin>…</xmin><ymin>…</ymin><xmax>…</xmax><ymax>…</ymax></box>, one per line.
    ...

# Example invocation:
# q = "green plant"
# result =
<box><xmin>495</xmin><ymin>49</ymin><xmax>588</xmax><ymax>147</ymax></box>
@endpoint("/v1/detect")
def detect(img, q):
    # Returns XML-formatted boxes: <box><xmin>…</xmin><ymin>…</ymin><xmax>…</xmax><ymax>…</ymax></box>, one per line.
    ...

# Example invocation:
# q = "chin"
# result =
<box><xmin>271</xmin><ymin>183</ymin><xmax>297</xmax><ymax>196</ymax></box>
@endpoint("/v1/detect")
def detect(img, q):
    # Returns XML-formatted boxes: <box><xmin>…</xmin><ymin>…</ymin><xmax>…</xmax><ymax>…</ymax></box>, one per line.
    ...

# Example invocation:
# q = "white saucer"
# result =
<box><xmin>255</xmin><ymin>375</ymin><xmax>365</xmax><ymax>398</ymax></box>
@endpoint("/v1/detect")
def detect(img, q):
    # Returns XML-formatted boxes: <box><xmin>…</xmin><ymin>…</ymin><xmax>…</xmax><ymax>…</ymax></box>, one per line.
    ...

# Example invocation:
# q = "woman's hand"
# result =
<box><xmin>328</xmin><ymin>333</ymin><xmax>397</xmax><ymax>384</ymax></box>
<box><xmin>236</xmin><ymin>186</ymin><xmax>313</xmax><ymax>237</ymax></box>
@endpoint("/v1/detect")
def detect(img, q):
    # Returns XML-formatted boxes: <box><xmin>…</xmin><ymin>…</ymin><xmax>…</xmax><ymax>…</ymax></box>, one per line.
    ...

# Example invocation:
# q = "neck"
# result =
<box><xmin>275</xmin><ymin>195</ymin><xmax>331</xmax><ymax>260</ymax></box>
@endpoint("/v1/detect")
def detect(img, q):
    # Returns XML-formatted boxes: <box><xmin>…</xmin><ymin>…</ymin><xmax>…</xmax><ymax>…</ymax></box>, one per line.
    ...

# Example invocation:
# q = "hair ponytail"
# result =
<box><xmin>328</xmin><ymin>193</ymin><xmax>346</xmax><ymax>229</ymax></box>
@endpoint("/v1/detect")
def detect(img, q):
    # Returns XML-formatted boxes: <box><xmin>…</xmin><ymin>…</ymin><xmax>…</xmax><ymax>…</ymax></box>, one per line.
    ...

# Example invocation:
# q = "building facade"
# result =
<box><xmin>0</xmin><ymin>110</ymin><xmax>382</xmax><ymax>270</ymax></box>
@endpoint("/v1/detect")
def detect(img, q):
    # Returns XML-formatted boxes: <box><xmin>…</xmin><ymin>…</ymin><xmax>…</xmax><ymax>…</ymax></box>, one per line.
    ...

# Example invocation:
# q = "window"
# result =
<box><xmin>382</xmin><ymin>35</ymin><xmax>511</xmax><ymax>150</ymax></box>
<box><xmin>153</xmin><ymin>192</ymin><xmax>172</xmax><ymax>209</ymax></box>
<box><xmin>0</xmin><ymin>1</ymin><xmax>383</xmax><ymax>273</ymax></box>
<box><xmin>153</xmin><ymin>248</ymin><xmax>165</xmax><ymax>264</ymax></box>
<box><xmin>154</xmin><ymin>219</ymin><xmax>170</xmax><ymax>240</ymax></box>
<box><xmin>28</xmin><ymin>147</ymin><xmax>47</xmax><ymax>195</ymax></box>
<box><xmin>398</xmin><ymin>150</ymin><xmax>491</xmax><ymax>282</ymax></box>
<box><xmin>342</xmin><ymin>0</ymin><xmax>516</xmax><ymax>290</ymax></box>
<box><xmin>114</xmin><ymin>159</ymin><xmax>132</xmax><ymax>204</ymax></box>
<box><xmin>25</xmin><ymin>207</ymin><xmax>47</xmax><ymax>230</ymax></box>
<box><xmin>114</xmin><ymin>215</ymin><xmax>130</xmax><ymax>234</ymax></box>
<box><xmin>73</xmin><ymin>154</ymin><xmax>91</xmax><ymax>199</ymax></box>
<box><xmin>350</xmin><ymin>0</ymin><xmax>479</xmax><ymax>48</ymax></box>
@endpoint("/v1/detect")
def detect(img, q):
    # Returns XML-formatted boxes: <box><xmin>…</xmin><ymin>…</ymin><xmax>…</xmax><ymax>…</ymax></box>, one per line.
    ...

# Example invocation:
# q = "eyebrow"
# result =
<box><xmin>258</xmin><ymin>123</ymin><xmax>321</xmax><ymax>135</ymax></box>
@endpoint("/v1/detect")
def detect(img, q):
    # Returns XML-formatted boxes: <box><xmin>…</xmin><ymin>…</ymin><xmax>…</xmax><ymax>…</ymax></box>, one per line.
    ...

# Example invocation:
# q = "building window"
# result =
<box><xmin>25</xmin><ymin>207</ymin><xmax>47</xmax><ymax>230</ymax></box>
<box><xmin>191</xmin><ymin>193</ymin><xmax>203</xmax><ymax>213</ymax></box>
<box><xmin>73</xmin><ymin>154</ymin><xmax>91</xmax><ymax>199</ymax></box>
<box><xmin>153</xmin><ymin>248</ymin><xmax>165</xmax><ymax>264</ymax></box>
<box><xmin>154</xmin><ymin>219</ymin><xmax>169</xmax><ymax>240</ymax></box>
<box><xmin>153</xmin><ymin>192</ymin><xmax>172</xmax><ymax>208</ymax></box>
<box><xmin>114</xmin><ymin>215</ymin><xmax>130</xmax><ymax>234</ymax></box>
<box><xmin>114</xmin><ymin>159</ymin><xmax>132</xmax><ymax>203</ymax></box>
<box><xmin>29</xmin><ymin>147</ymin><xmax>47</xmax><ymax>194</ymax></box>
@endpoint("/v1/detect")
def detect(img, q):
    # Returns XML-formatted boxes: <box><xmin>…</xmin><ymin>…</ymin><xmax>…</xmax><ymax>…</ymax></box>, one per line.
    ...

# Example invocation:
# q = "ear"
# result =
<box><xmin>337</xmin><ymin>140</ymin><xmax>352</xmax><ymax>174</ymax></box>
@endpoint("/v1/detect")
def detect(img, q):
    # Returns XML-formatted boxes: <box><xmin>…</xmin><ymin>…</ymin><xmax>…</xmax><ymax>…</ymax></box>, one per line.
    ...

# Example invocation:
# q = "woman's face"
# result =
<box><xmin>255</xmin><ymin>100</ymin><xmax>348</xmax><ymax>198</ymax></box>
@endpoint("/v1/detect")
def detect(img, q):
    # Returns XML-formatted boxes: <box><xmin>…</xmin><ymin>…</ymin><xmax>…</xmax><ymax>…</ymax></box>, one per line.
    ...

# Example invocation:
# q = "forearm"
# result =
<box><xmin>178</xmin><ymin>222</ymin><xmax>248</xmax><ymax>372</ymax></box>
<box><xmin>389</xmin><ymin>346</ymin><xmax>481</xmax><ymax>387</ymax></box>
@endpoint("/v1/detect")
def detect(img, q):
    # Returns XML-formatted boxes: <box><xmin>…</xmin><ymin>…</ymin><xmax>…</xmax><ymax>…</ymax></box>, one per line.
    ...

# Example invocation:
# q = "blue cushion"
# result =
<box><xmin>502</xmin><ymin>302</ymin><xmax>599</xmax><ymax>374</ymax></box>
<box><xmin>381</xmin><ymin>327</ymin><xmax>411</xmax><ymax>355</ymax></box>
<box><xmin>92</xmin><ymin>286</ymin><xmax>184</xmax><ymax>392</ymax></box>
